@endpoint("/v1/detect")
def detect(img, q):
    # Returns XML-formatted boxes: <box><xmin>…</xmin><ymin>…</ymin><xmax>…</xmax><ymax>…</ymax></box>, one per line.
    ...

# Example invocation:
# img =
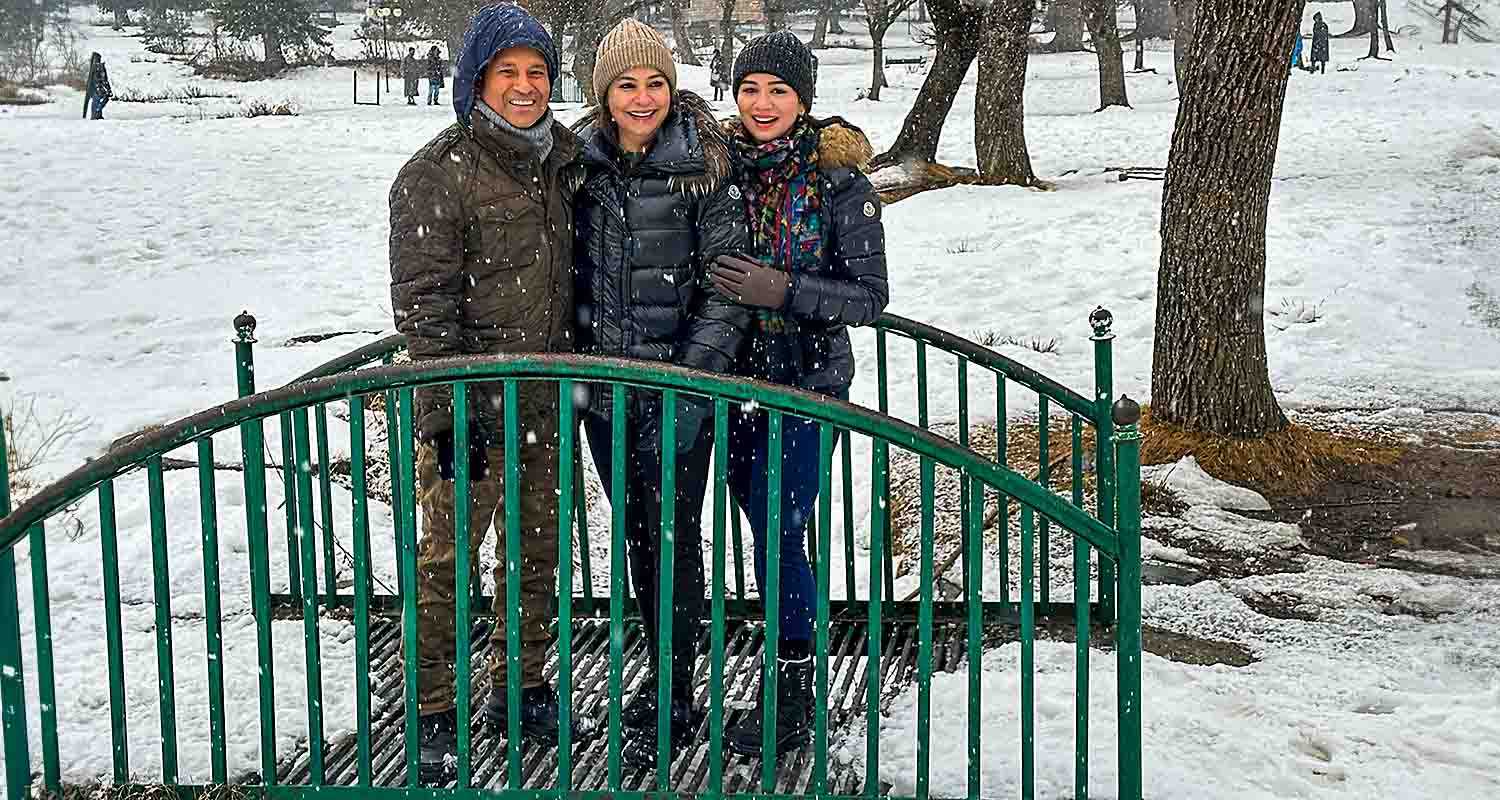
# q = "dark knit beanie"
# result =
<box><xmin>733</xmin><ymin>31</ymin><xmax>815</xmax><ymax>109</ymax></box>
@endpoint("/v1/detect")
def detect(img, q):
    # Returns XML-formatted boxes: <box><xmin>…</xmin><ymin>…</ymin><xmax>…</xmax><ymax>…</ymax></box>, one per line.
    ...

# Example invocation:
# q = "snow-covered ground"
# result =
<box><xmin>2</xmin><ymin>3</ymin><xmax>1499</xmax><ymax>798</ymax></box>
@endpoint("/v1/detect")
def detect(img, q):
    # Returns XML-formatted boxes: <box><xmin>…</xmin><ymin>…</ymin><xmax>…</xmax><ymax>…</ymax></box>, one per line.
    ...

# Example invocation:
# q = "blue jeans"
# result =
<box><xmin>427</xmin><ymin>82</ymin><xmax>441</xmax><ymax>105</ymax></box>
<box><xmin>726</xmin><ymin>407</ymin><xmax>827</xmax><ymax>645</ymax></box>
<box><xmin>90</xmin><ymin>95</ymin><xmax>108</xmax><ymax>119</ymax></box>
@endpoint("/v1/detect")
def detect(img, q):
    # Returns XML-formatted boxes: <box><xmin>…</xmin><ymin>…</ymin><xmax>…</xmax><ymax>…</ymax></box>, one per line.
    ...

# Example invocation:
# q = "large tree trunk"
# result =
<box><xmin>1083</xmin><ymin>0</ymin><xmax>1129</xmax><ymax>108</ymax></box>
<box><xmin>1172</xmin><ymin>0</ymin><xmax>1196</xmax><ymax>92</ymax></box>
<box><xmin>1138</xmin><ymin>0</ymin><xmax>1173</xmax><ymax>37</ymax></box>
<box><xmin>1153</xmin><ymin>0</ymin><xmax>1303</xmax><ymax>437</ymax></box>
<box><xmin>829</xmin><ymin>6</ymin><xmax>846</xmax><ymax>32</ymax></box>
<box><xmin>974</xmin><ymin>0</ymin><xmax>1035</xmax><ymax>185</ymax></box>
<box><xmin>668</xmin><ymin>0</ymin><xmax>702</xmax><ymax>65</ymax></box>
<box><xmin>1048</xmin><ymin>0</ymin><xmax>1087</xmax><ymax>51</ymax></box>
<box><xmin>262</xmin><ymin>28</ymin><xmax>287</xmax><ymax>73</ymax></box>
<box><xmin>875</xmin><ymin>0</ymin><xmax>979</xmax><ymax>166</ymax></box>
<box><xmin>1345</xmin><ymin>0</ymin><xmax>1376</xmax><ymax>37</ymax></box>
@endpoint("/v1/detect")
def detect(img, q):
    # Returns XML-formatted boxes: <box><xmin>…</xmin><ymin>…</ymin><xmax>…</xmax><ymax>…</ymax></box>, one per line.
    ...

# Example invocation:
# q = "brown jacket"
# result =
<box><xmin>389</xmin><ymin>108</ymin><xmax>584</xmax><ymax>440</ymax></box>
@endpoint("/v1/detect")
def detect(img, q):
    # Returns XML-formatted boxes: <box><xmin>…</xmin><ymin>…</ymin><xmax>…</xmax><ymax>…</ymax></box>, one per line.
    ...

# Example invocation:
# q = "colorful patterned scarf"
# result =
<box><xmin>735</xmin><ymin>117</ymin><xmax>824</xmax><ymax>329</ymax></box>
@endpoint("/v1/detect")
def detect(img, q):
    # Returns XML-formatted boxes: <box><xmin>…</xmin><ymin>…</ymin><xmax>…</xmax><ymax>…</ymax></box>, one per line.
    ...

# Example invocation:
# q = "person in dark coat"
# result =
<box><xmin>1311</xmin><ymin>12</ymin><xmax>1331</xmax><ymax>74</ymax></box>
<box><xmin>401</xmin><ymin>47</ymin><xmax>420</xmax><ymax>104</ymax></box>
<box><xmin>709</xmin><ymin>48</ymin><xmax>726</xmax><ymax>101</ymax></box>
<box><xmin>710</xmin><ymin>30</ymin><xmax>888</xmax><ymax>760</ymax></box>
<box><xmin>425</xmin><ymin>45</ymin><xmax>444</xmax><ymax>105</ymax></box>
<box><xmin>572</xmin><ymin>17</ymin><xmax>751</xmax><ymax>768</ymax></box>
<box><xmin>387</xmin><ymin>2</ymin><xmax>590</xmax><ymax>783</ymax></box>
<box><xmin>84</xmin><ymin>52</ymin><xmax>112</xmax><ymax>120</ymax></box>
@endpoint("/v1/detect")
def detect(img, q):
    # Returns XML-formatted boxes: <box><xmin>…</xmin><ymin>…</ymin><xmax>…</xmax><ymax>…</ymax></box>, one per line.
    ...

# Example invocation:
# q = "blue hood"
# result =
<box><xmin>452</xmin><ymin>3</ymin><xmax>559</xmax><ymax>125</ymax></box>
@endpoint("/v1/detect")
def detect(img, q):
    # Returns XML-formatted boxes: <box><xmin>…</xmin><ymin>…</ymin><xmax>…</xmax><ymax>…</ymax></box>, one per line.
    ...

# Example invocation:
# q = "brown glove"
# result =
<box><xmin>710</xmin><ymin>253</ymin><xmax>791</xmax><ymax>310</ymax></box>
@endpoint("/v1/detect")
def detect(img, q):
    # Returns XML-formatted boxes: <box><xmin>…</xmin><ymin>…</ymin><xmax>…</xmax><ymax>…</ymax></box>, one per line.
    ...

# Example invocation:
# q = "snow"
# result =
<box><xmin>1143</xmin><ymin>456</ymin><xmax>1272</xmax><ymax>512</ymax></box>
<box><xmin>856</xmin><ymin>460</ymin><xmax>1500</xmax><ymax>800</ymax></box>
<box><xmin>1</xmin><ymin>2</ymin><xmax>1499</xmax><ymax>797</ymax></box>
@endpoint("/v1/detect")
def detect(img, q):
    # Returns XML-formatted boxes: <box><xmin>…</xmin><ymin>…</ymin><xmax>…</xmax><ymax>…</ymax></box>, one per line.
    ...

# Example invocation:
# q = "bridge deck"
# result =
<box><xmin>277</xmin><ymin>617</ymin><xmax>968</xmax><ymax>794</ymax></box>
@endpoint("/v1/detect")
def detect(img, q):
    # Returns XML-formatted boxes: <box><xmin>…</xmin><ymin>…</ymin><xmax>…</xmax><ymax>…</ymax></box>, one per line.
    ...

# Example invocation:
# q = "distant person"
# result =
<box><xmin>84</xmin><ymin>52</ymin><xmax>111</xmax><ymax>120</ymax></box>
<box><xmin>425</xmin><ymin>45</ymin><xmax>444</xmax><ymax>105</ymax></box>
<box><xmin>402</xmin><ymin>47</ymin><xmax>421</xmax><ymax>104</ymax></box>
<box><xmin>709</xmin><ymin>48</ymin><xmax>725</xmax><ymax>101</ymax></box>
<box><xmin>1291</xmin><ymin>30</ymin><xmax>1304</xmax><ymax>72</ymax></box>
<box><xmin>1311</xmin><ymin>12</ymin><xmax>1330</xmax><ymax>74</ymax></box>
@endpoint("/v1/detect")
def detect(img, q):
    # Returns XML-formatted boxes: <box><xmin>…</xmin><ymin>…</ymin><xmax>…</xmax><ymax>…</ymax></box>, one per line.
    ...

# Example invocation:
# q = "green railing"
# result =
<box><xmin>285</xmin><ymin>310</ymin><xmax>1127</xmax><ymax>624</ymax></box>
<box><xmin>0</xmin><ymin>311</ymin><xmax>1143</xmax><ymax>800</ymax></box>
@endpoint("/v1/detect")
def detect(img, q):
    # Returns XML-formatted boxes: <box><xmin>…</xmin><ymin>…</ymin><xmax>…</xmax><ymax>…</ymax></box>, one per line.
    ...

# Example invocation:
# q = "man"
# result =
<box><xmin>387</xmin><ymin>2</ymin><xmax>586</xmax><ymax>783</ymax></box>
<box><xmin>425</xmin><ymin>45</ymin><xmax>445</xmax><ymax>105</ymax></box>
<box><xmin>402</xmin><ymin>47</ymin><xmax>420</xmax><ymax>105</ymax></box>
<box><xmin>84</xmin><ymin>52</ymin><xmax>111</xmax><ymax>120</ymax></box>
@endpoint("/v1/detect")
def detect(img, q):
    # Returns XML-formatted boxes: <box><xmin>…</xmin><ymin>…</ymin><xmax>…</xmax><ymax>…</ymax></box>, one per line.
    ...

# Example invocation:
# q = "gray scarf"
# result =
<box><xmin>478</xmin><ymin>101</ymin><xmax>555</xmax><ymax>164</ymax></box>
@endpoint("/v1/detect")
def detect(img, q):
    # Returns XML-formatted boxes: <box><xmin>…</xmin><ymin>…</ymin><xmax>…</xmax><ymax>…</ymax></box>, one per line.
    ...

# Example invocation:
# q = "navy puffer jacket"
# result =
<box><xmin>724</xmin><ymin>116</ymin><xmax>889</xmax><ymax>395</ymax></box>
<box><xmin>573</xmin><ymin>90</ymin><xmax>752</xmax><ymax>384</ymax></box>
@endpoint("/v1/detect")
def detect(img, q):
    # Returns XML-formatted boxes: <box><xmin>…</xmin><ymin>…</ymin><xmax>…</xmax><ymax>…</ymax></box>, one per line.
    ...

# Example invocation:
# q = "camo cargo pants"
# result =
<box><xmin>407</xmin><ymin>391</ymin><xmax>561</xmax><ymax>715</ymax></box>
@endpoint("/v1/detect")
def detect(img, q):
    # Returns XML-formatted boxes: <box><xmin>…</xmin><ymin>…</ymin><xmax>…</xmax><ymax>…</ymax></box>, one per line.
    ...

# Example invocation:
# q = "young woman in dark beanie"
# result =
<box><xmin>711</xmin><ymin>29</ymin><xmax>890</xmax><ymax>759</ymax></box>
<box><xmin>571</xmin><ymin>17</ymin><xmax>752</xmax><ymax>768</ymax></box>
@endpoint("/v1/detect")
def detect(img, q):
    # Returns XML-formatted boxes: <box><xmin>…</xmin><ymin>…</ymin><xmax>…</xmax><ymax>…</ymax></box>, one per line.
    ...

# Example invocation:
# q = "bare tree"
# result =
<box><xmin>667</xmin><ymin>0</ymin><xmax>702</xmax><ymax>65</ymax></box>
<box><xmin>718</xmin><ymin>0</ymin><xmax>738</xmax><ymax>72</ymax></box>
<box><xmin>1153</xmin><ymin>0</ymin><xmax>1306</xmax><ymax>437</ymax></box>
<box><xmin>1345</xmin><ymin>0</ymin><xmax>1376</xmax><ymax>36</ymax></box>
<box><xmin>974</xmin><ymin>0</ymin><xmax>1035</xmax><ymax>184</ymax></box>
<box><xmin>863</xmin><ymin>0</ymin><xmax>918</xmax><ymax>100</ymax></box>
<box><xmin>765</xmin><ymin>0</ymin><xmax>789</xmax><ymax>31</ymax></box>
<box><xmin>1047</xmin><ymin>0</ymin><xmax>1087</xmax><ymax>51</ymax></box>
<box><xmin>1172</xmin><ymin>0</ymin><xmax>1196</xmax><ymax>92</ymax></box>
<box><xmin>1138</xmin><ymin>0</ymin><xmax>1173</xmax><ymax>37</ymax></box>
<box><xmin>812</xmin><ymin>0</ymin><xmax>834</xmax><ymax>48</ymax></box>
<box><xmin>1083</xmin><ymin>0</ymin><xmax>1128</xmax><ymax>108</ymax></box>
<box><xmin>874</xmin><ymin>0</ymin><xmax>979</xmax><ymax>166</ymax></box>
<box><xmin>1361</xmin><ymin>0</ymin><xmax>1394</xmax><ymax>58</ymax></box>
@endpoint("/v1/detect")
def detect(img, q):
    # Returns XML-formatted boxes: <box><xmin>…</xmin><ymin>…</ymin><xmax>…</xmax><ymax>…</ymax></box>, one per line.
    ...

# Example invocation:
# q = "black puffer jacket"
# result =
<box><xmin>725</xmin><ymin>116</ymin><xmax>889</xmax><ymax>394</ymax></box>
<box><xmin>574</xmin><ymin>91</ymin><xmax>751</xmax><ymax>383</ymax></box>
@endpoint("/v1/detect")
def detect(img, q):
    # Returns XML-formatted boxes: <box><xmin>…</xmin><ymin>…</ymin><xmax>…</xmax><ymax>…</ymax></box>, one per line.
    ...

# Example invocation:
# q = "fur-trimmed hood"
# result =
<box><xmin>719</xmin><ymin>114</ymin><xmax>875</xmax><ymax>172</ymax></box>
<box><xmin>571</xmin><ymin>89</ymin><xmax>732</xmax><ymax>197</ymax></box>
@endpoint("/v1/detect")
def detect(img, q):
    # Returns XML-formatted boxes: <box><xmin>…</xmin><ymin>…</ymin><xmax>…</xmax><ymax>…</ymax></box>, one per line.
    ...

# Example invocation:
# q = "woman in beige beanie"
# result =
<box><xmin>571</xmin><ymin>16</ymin><xmax>752</xmax><ymax>770</ymax></box>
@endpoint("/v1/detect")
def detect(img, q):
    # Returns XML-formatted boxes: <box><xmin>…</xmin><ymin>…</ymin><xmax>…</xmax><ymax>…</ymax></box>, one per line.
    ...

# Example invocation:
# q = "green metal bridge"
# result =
<box><xmin>0</xmin><ymin>309</ymin><xmax>1144</xmax><ymax>800</ymax></box>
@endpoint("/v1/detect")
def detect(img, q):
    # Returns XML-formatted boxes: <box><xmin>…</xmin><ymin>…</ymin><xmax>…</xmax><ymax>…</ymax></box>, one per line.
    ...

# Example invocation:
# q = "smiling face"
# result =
<box><xmin>735</xmin><ymin>72</ymin><xmax>804</xmax><ymax>142</ymax></box>
<box><xmin>607</xmin><ymin>67</ymin><xmax>672</xmax><ymax>153</ymax></box>
<box><xmin>478</xmin><ymin>46</ymin><xmax>550</xmax><ymax>129</ymax></box>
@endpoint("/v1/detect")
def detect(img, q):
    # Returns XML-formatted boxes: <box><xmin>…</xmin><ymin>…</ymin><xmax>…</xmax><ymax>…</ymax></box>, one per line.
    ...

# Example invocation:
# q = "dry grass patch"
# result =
<box><xmin>1137</xmin><ymin>406</ymin><xmax>1400</xmax><ymax>496</ymax></box>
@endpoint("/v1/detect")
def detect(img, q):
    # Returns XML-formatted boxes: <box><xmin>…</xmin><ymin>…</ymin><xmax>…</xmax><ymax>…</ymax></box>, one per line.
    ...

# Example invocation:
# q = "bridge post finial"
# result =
<box><xmin>1089</xmin><ymin>306</ymin><xmax>1114</xmax><ymax>340</ymax></box>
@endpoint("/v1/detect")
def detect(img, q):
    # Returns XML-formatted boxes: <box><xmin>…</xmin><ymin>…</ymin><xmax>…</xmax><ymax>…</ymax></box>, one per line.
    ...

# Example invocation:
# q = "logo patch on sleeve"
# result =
<box><xmin>862</xmin><ymin>201</ymin><xmax>876</xmax><ymax>218</ymax></box>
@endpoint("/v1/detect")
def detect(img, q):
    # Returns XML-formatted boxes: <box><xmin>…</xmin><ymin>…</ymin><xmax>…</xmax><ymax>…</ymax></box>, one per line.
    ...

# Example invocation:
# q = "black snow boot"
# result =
<box><xmin>621</xmin><ymin>696</ymin><xmax>704</xmax><ymax>769</ymax></box>
<box><xmin>417</xmin><ymin>708</ymin><xmax>458</xmax><ymax>785</ymax></box>
<box><xmin>622</xmin><ymin>670</ymin><xmax>662</xmax><ymax>729</ymax></box>
<box><xmin>483</xmin><ymin>682</ymin><xmax>602</xmax><ymax>745</ymax></box>
<box><xmin>724</xmin><ymin>654</ymin><xmax>813</xmax><ymax>758</ymax></box>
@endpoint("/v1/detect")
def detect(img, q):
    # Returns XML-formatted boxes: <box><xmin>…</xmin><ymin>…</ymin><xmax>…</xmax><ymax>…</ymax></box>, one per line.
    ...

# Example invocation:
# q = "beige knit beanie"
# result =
<box><xmin>593</xmin><ymin>17</ymin><xmax>677</xmax><ymax>109</ymax></box>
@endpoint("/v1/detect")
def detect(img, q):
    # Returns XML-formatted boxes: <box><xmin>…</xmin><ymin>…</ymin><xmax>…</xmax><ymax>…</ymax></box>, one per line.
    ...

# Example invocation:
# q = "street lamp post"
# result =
<box><xmin>366</xmin><ymin>1</ymin><xmax>404</xmax><ymax>92</ymax></box>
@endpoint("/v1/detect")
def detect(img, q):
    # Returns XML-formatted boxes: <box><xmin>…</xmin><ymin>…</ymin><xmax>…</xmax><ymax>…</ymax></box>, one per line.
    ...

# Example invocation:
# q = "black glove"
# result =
<box><xmin>435</xmin><ymin>428</ymin><xmax>490</xmax><ymax>482</ymax></box>
<box><xmin>710</xmin><ymin>253</ymin><xmax>791</xmax><ymax>310</ymax></box>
